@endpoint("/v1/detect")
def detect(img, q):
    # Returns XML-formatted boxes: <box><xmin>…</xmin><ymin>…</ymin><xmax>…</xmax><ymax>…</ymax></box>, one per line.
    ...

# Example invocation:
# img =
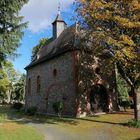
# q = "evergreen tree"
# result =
<box><xmin>0</xmin><ymin>0</ymin><xmax>28</xmax><ymax>64</ymax></box>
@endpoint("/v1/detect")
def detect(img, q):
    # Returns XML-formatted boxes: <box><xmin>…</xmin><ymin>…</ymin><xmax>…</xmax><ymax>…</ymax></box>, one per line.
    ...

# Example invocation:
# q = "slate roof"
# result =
<box><xmin>25</xmin><ymin>24</ymin><xmax>79</xmax><ymax>70</ymax></box>
<box><xmin>52</xmin><ymin>14</ymin><xmax>67</xmax><ymax>25</ymax></box>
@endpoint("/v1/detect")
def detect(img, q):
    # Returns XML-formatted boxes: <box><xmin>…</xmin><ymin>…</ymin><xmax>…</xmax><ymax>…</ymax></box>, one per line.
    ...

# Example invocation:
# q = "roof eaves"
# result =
<box><xmin>25</xmin><ymin>47</ymin><xmax>78</xmax><ymax>70</ymax></box>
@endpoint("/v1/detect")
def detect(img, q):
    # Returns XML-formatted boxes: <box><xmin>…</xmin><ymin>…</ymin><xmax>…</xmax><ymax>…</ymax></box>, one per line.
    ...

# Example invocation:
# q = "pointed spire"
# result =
<box><xmin>55</xmin><ymin>2</ymin><xmax>63</xmax><ymax>21</ymax></box>
<box><xmin>52</xmin><ymin>3</ymin><xmax>64</xmax><ymax>23</ymax></box>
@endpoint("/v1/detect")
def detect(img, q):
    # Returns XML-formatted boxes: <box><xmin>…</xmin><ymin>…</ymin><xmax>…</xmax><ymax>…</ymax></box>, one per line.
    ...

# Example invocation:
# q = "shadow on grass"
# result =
<box><xmin>77</xmin><ymin>117</ymin><xmax>128</xmax><ymax>126</ymax></box>
<box><xmin>109</xmin><ymin>110</ymin><xmax>134</xmax><ymax>115</ymax></box>
<box><xmin>16</xmin><ymin>115</ymin><xmax>79</xmax><ymax>126</ymax></box>
<box><xmin>0</xmin><ymin>105</ymin><xmax>25</xmax><ymax>119</ymax></box>
<box><xmin>0</xmin><ymin>105</ymin><xmax>134</xmax><ymax>127</ymax></box>
<box><xmin>0</xmin><ymin>105</ymin><xmax>78</xmax><ymax>126</ymax></box>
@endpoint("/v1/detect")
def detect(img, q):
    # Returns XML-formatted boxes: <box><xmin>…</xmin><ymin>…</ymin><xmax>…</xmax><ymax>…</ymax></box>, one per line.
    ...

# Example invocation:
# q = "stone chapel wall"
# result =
<box><xmin>25</xmin><ymin>51</ymin><xmax>77</xmax><ymax>116</ymax></box>
<box><xmin>76</xmin><ymin>51</ymin><xmax>118</xmax><ymax>117</ymax></box>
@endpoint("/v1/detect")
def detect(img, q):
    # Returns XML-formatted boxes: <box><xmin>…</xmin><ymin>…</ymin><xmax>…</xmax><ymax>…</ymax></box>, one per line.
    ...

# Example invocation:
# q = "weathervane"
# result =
<box><xmin>58</xmin><ymin>2</ymin><xmax>61</xmax><ymax>15</ymax></box>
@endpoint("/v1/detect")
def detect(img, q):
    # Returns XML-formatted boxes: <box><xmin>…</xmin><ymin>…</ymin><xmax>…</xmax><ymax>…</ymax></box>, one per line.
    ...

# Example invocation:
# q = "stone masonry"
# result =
<box><xmin>25</xmin><ymin>52</ymin><xmax>77</xmax><ymax>116</ymax></box>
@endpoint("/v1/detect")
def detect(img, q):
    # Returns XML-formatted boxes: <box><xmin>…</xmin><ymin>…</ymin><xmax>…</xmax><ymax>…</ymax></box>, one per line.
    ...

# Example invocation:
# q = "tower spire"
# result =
<box><xmin>52</xmin><ymin>2</ymin><xmax>67</xmax><ymax>39</ymax></box>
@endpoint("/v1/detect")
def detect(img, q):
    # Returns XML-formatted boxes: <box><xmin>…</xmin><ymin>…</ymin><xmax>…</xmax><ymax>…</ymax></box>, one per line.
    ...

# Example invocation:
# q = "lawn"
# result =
<box><xmin>0</xmin><ymin>106</ymin><xmax>140</xmax><ymax>140</ymax></box>
<box><xmin>0</xmin><ymin>105</ymin><xmax>44</xmax><ymax>140</ymax></box>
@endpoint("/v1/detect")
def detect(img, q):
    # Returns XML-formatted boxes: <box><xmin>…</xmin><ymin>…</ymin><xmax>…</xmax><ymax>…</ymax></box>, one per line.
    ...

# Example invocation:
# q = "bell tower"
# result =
<box><xmin>52</xmin><ymin>4</ymin><xmax>67</xmax><ymax>39</ymax></box>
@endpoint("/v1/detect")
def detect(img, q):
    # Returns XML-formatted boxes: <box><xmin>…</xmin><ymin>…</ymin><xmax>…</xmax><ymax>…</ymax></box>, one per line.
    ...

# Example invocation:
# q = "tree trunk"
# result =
<box><xmin>6</xmin><ymin>90</ymin><xmax>11</xmax><ymax>104</ymax></box>
<box><xmin>131</xmin><ymin>86</ymin><xmax>138</xmax><ymax>121</ymax></box>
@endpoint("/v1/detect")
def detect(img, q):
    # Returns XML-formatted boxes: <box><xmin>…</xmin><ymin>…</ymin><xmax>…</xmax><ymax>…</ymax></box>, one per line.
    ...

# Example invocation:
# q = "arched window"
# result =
<box><xmin>37</xmin><ymin>76</ymin><xmax>41</xmax><ymax>93</ymax></box>
<box><xmin>28</xmin><ymin>78</ymin><xmax>31</xmax><ymax>95</ymax></box>
<box><xmin>53</xmin><ymin>69</ymin><xmax>57</xmax><ymax>77</ymax></box>
<box><xmin>95</xmin><ymin>67</ymin><xmax>100</xmax><ymax>74</ymax></box>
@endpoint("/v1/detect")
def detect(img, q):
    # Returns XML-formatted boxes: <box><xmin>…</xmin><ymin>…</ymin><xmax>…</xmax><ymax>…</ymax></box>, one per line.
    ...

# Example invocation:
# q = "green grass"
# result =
<box><xmin>0</xmin><ymin>105</ymin><xmax>44</xmax><ymax>140</ymax></box>
<box><xmin>0</xmin><ymin>122</ymin><xmax>44</xmax><ymax>140</ymax></box>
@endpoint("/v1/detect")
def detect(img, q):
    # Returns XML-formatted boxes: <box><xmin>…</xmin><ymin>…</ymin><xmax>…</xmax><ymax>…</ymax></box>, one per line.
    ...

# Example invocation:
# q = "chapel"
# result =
<box><xmin>25</xmin><ymin>11</ymin><xmax>118</xmax><ymax>117</ymax></box>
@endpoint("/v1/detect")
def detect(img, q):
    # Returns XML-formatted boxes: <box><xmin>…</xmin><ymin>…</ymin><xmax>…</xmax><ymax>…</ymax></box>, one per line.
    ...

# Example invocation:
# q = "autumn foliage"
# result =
<box><xmin>75</xmin><ymin>0</ymin><xmax>140</xmax><ymax>120</ymax></box>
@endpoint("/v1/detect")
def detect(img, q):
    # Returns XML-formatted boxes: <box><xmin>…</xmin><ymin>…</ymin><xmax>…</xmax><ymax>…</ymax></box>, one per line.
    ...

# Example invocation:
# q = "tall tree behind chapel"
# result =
<box><xmin>75</xmin><ymin>0</ymin><xmax>140</xmax><ymax>120</ymax></box>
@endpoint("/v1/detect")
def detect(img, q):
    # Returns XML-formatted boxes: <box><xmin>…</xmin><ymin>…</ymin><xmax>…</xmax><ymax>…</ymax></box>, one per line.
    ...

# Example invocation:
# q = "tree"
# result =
<box><xmin>31</xmin><ymin>37</ymin><xmax>48</xmax><ymax>60</ymax></box>
<box><xmin>3</xmin><ymin>60</ymin><xmax>20</xmax><ymax>83</ymax></box>
<box><xmin>0</xmin><ymin>0</ymin><xmax>28</xmax><ymax>65</ymax></box>
<box><xmin>0</xmin><ymin>68</ymin><xmax>10</xmax><ymax>103</ymax></box>
<box><xmin>0</xmin><ymin>60</ymin><xmax>20</xmax><ymax>103</ymax></box>
<box><xmin>12</xmin><ymin>74</ymin><xmax>26</xmax><ymax>102</ymax></box>
<box><xmin>76</xmin><ymin>0</ymin><xmax>140</xmax><ymax>120</ymax></box>
<box><xmin>116</xmin><ymin>71</ymin><xmax>130</xmax><ymax>111</ymax></box>
<box><xmin>3</xmin><ymin>60</ymin><xmax>20</xmax><ymax>103</ymax></box>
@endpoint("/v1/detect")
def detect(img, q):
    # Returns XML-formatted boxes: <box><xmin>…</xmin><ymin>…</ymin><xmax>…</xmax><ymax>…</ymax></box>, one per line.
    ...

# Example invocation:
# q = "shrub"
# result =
<box><xmin>52</xmin><ymin>101</ymin><xmax>63</xmax><ymax>117</ymax></box>
<box><xmin>120</xmin><ymin>100</ymin><xmax>130</xmax><ymax>106</ymax></box>
<box><xmin>119</xmin><ymin>100</ymin><xmax>130</xmax><ymax>111</ymax></box>
<box><xmin>12</xmin><ymin>102</ymin><xmax>23</xmax><ymax>111</ymax></box>
<box><xmin>26</xmin><ymin>106</ymin><xmax>37</xmax><ymax>116</ymax></box>
<box><xmin>128</xmin><ymin>119</ymin><xmax>140</xmax><ymax>128</ymax></box>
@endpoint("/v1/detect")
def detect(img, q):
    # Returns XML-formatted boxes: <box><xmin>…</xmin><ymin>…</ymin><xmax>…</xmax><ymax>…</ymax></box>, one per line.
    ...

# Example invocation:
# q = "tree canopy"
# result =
<box><xmin>0</xmin><ymin>0</ymin><xmax>28</xmax><ymax>64</ymax></box>
<box><xmin>12</xmin><ymin>74</ymin><xmax>26</xmax><ymax>102</ymax></box>
<box><xmin>0</xmin><ymin>60</ymin><xmax>21</xmax><ymax>103</ymax></box>
<box><xmin>31</xmin><ymin>37</ymin><xmax>48</xmax><ymax>60</ymax></box>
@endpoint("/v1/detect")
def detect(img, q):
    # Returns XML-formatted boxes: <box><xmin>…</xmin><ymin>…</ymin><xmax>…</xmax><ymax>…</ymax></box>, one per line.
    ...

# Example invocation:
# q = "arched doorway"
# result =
<box><xmin>90</xmin><ymin>84</ymin><xmax>108</xmax><ymax>113</ymax></box>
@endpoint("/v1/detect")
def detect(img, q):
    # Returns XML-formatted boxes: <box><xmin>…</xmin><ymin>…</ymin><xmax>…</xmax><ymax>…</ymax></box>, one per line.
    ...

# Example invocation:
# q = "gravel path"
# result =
<box><xmin>28</xmin><ymin>122</ymin><xmax>113</xmax><ymax>140</ymax></box>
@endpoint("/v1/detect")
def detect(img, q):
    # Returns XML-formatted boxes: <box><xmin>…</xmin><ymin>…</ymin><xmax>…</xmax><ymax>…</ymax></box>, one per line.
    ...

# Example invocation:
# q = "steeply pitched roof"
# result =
<box><xmin>55</xmin><ymin>14</ymin><xmax>63</xmax><ymax>21</ymax></box>
<box><xmin>25</xmin><ymin>24</ymin><xmax>79</xmax><ymax>70</ymax></box>
<box><xmin>52</xmin><ymin>14</ymin><xmax>67</xmax><ymax>25</ymax></box>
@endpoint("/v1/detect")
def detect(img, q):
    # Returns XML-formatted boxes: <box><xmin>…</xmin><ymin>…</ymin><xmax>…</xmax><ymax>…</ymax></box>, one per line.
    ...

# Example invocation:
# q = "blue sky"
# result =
<box><xmin>13</xmin><ymin>0</ymin><xmax>75</xmax><ymax>73</ymax></box>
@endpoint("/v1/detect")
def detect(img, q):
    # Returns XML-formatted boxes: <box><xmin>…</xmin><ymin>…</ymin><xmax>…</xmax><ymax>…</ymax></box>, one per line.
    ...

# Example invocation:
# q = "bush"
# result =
<box><xmin>119</xmin><ymin>100</ymin><xmax>130</xmax><ymax>111</ymax></box>
<box><xmin>120</xmin><ymin>100</ymin><xmax>130</xmax><ymax>107</ymax></box>
<box><xmin>128</xmin><ymin>119</ymin><xmax>140</xmax><ymax>128</ymax></box>
<box><xmin>52</xmin><ymin>101</ymin><xmax>63</xmax><ymax>117</ymax></box>
<box><xmin>12</xmin><ymin>102</ymin><xmax>23</xmax><ymax>111</ymax></box>
<box><xmin>26</xmin><ymin>106</ymin><xmax>37</xmax><ymax>116</ymax></box>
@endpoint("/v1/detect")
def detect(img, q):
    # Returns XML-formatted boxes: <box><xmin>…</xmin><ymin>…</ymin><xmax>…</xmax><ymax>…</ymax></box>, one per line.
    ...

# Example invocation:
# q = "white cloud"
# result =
<box><xmin>20</xmin><ymin>0</ymin><xmax>75</xmax><ymax>32</ymax></box>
